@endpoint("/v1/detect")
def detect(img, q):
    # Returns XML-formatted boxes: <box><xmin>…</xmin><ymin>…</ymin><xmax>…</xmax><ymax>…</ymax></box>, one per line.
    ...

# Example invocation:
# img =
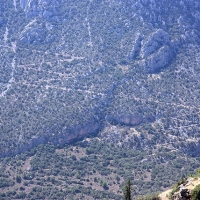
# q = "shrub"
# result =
<box><xmin>191</xmin><ymin>184</ymin><xmax>200</xmax><ymax>200</ymax></box>
<box><xmin>136</xmin><ymin>193</ymin><xmax>161</xmax><ymax>200</ymax></box>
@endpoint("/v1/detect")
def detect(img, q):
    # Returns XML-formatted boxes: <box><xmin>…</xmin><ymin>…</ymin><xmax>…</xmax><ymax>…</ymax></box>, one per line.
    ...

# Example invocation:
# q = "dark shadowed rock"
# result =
<box><xmin>129</xmin><ymin>33</ymin><xmax>143</xmax><ymax>59</ymax></box>
<box><xmin>106</xmin><ymin>114</ymin><xmax>155</xmax><ymax>126</ymax></box>
<box><xmin>0</xmin><ymin>121</ymin><xmax>102</xmax><ymax>158</ymax></box>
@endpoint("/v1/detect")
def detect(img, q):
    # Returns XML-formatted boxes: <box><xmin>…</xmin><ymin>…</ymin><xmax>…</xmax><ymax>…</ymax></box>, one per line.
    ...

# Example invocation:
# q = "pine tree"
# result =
<box><xmin>123</xmin><ymin>179</ymin><xmax>132</xmax><ymax>200</ymax></box>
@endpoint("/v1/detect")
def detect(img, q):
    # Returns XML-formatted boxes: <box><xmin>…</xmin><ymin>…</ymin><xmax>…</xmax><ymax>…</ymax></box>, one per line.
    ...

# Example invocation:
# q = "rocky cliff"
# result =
<box><xmin>159</xmin><ymin>177</ymin><xmax>200</xmax><ymax>200</ymax></box>
<box><xmin>130</xmin><ymin>29</ymin><xmax>176</xmax><ymax>73</ymax></box>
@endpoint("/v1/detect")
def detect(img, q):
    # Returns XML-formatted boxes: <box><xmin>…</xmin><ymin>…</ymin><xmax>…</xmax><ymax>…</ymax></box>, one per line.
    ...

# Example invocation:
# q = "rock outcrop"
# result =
<box><xmin>142</xmin><ymin>45</ymin><xmax>172</xmax><ymax>73</ymax></box>
<box><xmin>0</xmin><ymin>121</ymin><xmax>102</xmax><ymax>158</ymax></box>
<box><xmin>106</xmin><ymin>114</ymin><xmax>155</xmax><ymax>126</ymax></box>
<box><xmin>160</xmin><ymin>177</ymin><xmax>200</xmax><ymax>200</ymax></box>
<box><xmin>172</xmin><ymin>188</ymin><xmax>191</xmax><ymax>200</ymax></box>
<box><xmin>130</xmin><ymin>29</ymin><xmax>174</xmax><ymax>73</ymax></box>
<box><xmin>140</xmin><ymin>29</ymin><xmax>170</xmax><ymax>58</ymax></box>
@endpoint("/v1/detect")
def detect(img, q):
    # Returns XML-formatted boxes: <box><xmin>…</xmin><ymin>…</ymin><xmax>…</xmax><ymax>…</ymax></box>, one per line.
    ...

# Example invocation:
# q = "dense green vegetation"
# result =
<box><xmin>191</xmin><ymin>184</ymin><xmax>200</xmax><ymax>200</ymax></box>
<box><xmin>137</xmin><ymin>193</ymin><xmax>161</xmax><ymax>200</ymax></box>
<box><xmin>0</xmin><ymin>139</ymin><xmax>200</xmax><ymax>199</ymax></box>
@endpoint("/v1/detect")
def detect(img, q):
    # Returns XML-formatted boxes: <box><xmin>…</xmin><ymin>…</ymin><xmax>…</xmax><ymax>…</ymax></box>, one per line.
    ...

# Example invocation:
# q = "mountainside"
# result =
<box><xmin>0</xmin><ymin>0</ymin><xmax>200</xmax><ymax>157</ymax></box>
<box><xmin>0</xmin><ymin>1</ymin><xmax>200</xmax><ymax>198</ymax></box>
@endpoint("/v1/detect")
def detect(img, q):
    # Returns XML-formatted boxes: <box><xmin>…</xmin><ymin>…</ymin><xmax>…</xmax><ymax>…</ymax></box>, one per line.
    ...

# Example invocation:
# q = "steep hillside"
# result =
<box><xmin>0</xmin><ymin>0</ymin><xmax>200</xmax><ymax>198</ymax></box>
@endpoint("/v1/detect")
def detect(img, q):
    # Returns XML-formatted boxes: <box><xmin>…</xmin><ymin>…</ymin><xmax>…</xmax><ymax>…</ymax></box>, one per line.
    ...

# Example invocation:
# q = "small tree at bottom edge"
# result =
<box><xmin>123</xmin><ymin>179</ymin><xmax>132</xmax><ymax>200</ymax></box>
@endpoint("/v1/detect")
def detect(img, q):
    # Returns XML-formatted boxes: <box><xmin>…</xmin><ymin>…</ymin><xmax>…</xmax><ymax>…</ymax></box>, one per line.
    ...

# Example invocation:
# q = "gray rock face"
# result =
<box><xmin>18</xmin><ymin>0</ymin><xmax>64</xmax><ymax>45</ymax></box>
<box><xmin>0</xmin><ymin>121</ymin><xmax>102</xmax><ymax>157</ymax></box>
<box><xmin>142</xmin><ymin>45</ymin><xmax>172</xmax><ymax>73</ymax></box>
<box><xmin>140</xmin><ymin>29</ymin><xmax>170</xmax><ymax>58</ymax></box>
<box><xmin>130</xmin><ymin>29</ymin><xmax>174</xmax><ymax>73</ymax></box>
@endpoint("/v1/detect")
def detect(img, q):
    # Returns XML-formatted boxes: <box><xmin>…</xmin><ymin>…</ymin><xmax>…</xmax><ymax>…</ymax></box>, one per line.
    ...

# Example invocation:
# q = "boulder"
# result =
<box><xmin>172</xmin><ymin>188</ymin><xmax>191</xmax><ymax>200</ymax></box>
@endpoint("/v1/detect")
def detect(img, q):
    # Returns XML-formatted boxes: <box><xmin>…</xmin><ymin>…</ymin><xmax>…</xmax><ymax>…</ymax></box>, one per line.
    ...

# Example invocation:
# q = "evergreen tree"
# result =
<box><xmin>123</xmin><ymin>179</ymin><xmax>132</xmax><ymax>200</ymax></box>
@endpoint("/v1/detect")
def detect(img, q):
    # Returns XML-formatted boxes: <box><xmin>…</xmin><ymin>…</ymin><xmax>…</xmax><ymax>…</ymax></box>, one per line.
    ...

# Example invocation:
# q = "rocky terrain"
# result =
<box><xmin>0</xmin><ymin>0</ymin><xmax>200</xmax><ymax>198</ymax></box>
<box><xmin>0</xmin><ymin>0</ymin><xmax>200</xmax><ymax>157</ymax></box>
<box><xmin>159</xmin><ymin>177</ymin><xmax>200</xmax><ymax>200</ymax></box>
